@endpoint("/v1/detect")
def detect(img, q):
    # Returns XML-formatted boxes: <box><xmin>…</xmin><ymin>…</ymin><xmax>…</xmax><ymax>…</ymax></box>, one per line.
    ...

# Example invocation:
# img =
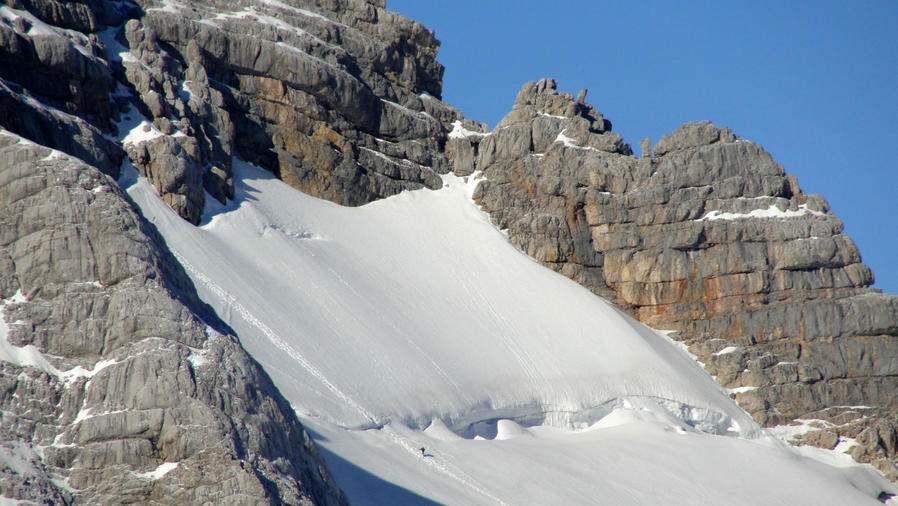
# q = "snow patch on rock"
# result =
<box><xmin>448</xmin><ymin>120</ymin><xmax>488</xmax><ymax>139</ymax></box>
<box><xmin>699</xmin><ymin>204</ymin><xmax>825</xmax><ymax>221</ymax></box>
<box><xmin>133</xmin><ymin>462</ymin><xmax>178</xmax><ymax>481</ymax></box>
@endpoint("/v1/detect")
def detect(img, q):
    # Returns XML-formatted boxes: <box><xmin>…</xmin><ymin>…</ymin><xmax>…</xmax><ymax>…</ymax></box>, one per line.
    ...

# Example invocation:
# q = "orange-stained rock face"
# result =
<box><xmin>463</xmin><ymin>79</ymin><xmax>898</xmax><ymax>479</ymax></box>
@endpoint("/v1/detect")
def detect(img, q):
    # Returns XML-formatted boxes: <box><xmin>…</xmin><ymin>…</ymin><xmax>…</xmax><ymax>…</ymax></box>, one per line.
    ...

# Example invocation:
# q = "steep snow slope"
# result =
<box><xmin>126</xmin><ymin>160</ymin><xmax>756</xmax><ymax>433</ymax></box>
<box><xmin>124</xmin><ymin>157</ymin><xmax>896</xmax><ymax>504</ymax></box>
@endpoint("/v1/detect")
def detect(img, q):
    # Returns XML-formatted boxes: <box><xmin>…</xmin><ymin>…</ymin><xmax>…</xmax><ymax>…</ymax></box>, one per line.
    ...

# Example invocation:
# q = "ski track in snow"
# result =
<box><xmin>172</xmin><ymin>249</ymin><xmax>506</xmax><ymax>504</ymax></box>
<box><xmin>380</xmin><ymin>424</ymin><xmax>507</xmax><ymax>505</ymax></box>
<box><xmin>173</xmin><ymin>245</ymin><xmax>502</xmax><ymax>501</ymax></box>
<box><xmin>170</xmin><ymin>249</ymin><xmax>380</xmax><ymax>427</ymax></box>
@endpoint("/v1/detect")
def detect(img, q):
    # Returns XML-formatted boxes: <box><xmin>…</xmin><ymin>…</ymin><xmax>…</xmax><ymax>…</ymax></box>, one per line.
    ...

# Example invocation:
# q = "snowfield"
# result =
<box><xmin>124</xmin><ymin>157</ymin><xmax>897</xmax><ymax>505</ymax></box>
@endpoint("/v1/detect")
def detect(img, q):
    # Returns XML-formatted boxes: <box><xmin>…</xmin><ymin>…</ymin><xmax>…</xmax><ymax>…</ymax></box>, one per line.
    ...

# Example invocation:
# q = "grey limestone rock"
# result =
<box><xmin>0</xmin><ymin>0</ymin><xmax>120</xmax><ymax>129</ymax></box>
<box><xmin>448</xmin><ymin>78</ymin><xmax>632</xmax><ymax>179</ymax></box>
<box><xmin>640</xmin><ymin>137</ymin><xmax>652</xmax><ymax>158</ymax></box>
<box><xmin>653</xmin><ymin>120</ymin><xmax>731</xmax><ymax>155</ymax></box>
<box><xmin>1</xmin><ymin>0</ymin><xmax>471</xmax><ymax>224</ymax></box>
<box><xmin>115</xmin><ymin>0</ymin><xmax>465</xmax><ymax>220</ymax></box>
<box><xmin>116</xmin><ymin>17</ymin><xmax>234</xmax><ymax>223</ymax></box>
<box><xmin>0</xmin><ymin>0</ymin><xmax>123</xmax><ymax>176</ymax></box>
<box><xmin>0</xmin><ymin>79</ymin><xmax>123</xmax><ymax>177</ymax></box>
<box><xmin>5</xmin><ymin>0</ymin><xmax>134</xmax><ymax>33</ymax></box>
<box><xmin>0</xmin><ymin>130</ymin><xmax>348</xmax><ymax>504</ymax></box>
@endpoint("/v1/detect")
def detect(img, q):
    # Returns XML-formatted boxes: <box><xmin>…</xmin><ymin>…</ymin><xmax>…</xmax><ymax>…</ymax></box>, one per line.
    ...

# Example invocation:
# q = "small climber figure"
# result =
<box><xmin>419</xmin><ymin>447</ymin><xmax>426</xmax><ymax>456</ymax></box>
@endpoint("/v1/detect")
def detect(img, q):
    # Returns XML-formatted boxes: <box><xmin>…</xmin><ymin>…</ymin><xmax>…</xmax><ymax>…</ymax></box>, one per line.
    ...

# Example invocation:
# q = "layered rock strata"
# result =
<box><xmin>120</xmin><ymin>0</ymin><xmax>463</xmax><ymax>223</ymax></box>
<box><xmin>453</xmin><ymin>79</ymin><xmax>898</xmax><ymax>479</ymax></box>
<box><xmin>0</xmin><ymin>0</ymin><xmax>125</xmax><ymax>175</ymax></box>
<box><xmin>2</xmin><ymin>0</ymin><xmax>467</xmax><ymax>225</ymax></box>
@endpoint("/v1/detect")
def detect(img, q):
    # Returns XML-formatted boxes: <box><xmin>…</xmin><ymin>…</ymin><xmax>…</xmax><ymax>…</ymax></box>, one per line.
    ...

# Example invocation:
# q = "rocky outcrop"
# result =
<box><xmin>0</xmin><ymin>0</ymin><xmax>124</xmax><ymax>176</ymax></box>
<box><xmin>6</xmin><ymin>0</ymin><xmax>129</xmax><ymax>33</ymax></box>
<box><xmin>0</xmin><ymin>130</ymin><xmax>347</xmax><ymax>504</ymax></box>
<box><xmin>0</xmin><ymin>78</ymin><xmax>124</xmax><ymax>177</ymax></box>
<box><xmin>2</xmin><ymin>0</ymin><xmax>467</xmax><ymax>225</ymax></box>
<box><xmin>0</xmin><ymin>0</ymin><xmax>125</xmax><ymax>128</ymax></box>
<box><xmin>458</xmin><ymin>79</ymin><xmax>898</xmax><ymax>479</ymax></box>
<box><xmin>114</xmin><ymin>0</ymin><xmax>464</xmax><ymax>223</ymax></box>
<box><xmin>449</xmin><ymin>78</ymin><xmax>630</xmax><ymax>180</ymax></box>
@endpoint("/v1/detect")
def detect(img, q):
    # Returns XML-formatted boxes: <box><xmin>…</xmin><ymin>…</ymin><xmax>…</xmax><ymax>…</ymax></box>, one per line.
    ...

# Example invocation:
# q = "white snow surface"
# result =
<box><xmin>145</xmin><ymin>0</ymin><xmax>184</xmax><ymax>14</ymax></box>
<box><xmin>117</xmin><ymin>104</ymin><xmax>185</xmax><ymax>145</ymax></box>
<box><xmin>699</xmin><ymin>203</ymin><xmax>825</xmax><ymax>221</ymax></box>
<box><xmin>126</xmin><ymin>161</ymin><xmax>754</xmax><ymax>432</ymax></box>
<box><xmin>713</xmin><ymin>346</ymin><xmax>740</xmax><ymax>356</ymax></box>
<box><xmin>133</xmin><ymin>462</ymin><xmax>179</xmax><ymax>480</ymax></box>
<box><xmin>121</xmin><ymin>121</ymin><xmax>165</xmax><ymax>146</ymax></box>
<box><xmin>448</xmin><ymin>120</ymin><xmax>488</xmax><ymax>139</ymax></box>
<box><xmin>123</xmin><ymin>157</ymin><xmax>895</xmax><ymax>504</ymax></box>
<box><xmin>554</xmin><ymin>129</ymin><xmax>600</xmax><ymax>152</ymax></box>
<box><xmin>727</xmin><ymin>386</ymin><xmax>759</xmax><ymax>395</ymax></box>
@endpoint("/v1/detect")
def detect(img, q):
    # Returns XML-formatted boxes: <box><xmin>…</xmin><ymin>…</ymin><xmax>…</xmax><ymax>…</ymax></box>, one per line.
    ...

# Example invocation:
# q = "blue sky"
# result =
<box><xmin>389</xmin><ymin>0</ymin><xmax>898</xmax><ymax>295</ymax></box>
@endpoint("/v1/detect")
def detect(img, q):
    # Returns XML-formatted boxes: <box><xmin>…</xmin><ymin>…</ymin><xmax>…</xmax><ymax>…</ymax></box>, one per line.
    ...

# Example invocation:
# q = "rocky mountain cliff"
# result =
<box><xmin>0</xmin><ymin>132</ymin><xmax>346</xmax><ymax>504</ymax></box>
<box><xmin>1</xmin><ymin>0</ymin><xmax>897</xmax><ymax>502</ymax></box>
<box><xmin>453</xmin><ymin>78</ymin><xmax>898</xmax><ymax>479</ymax></box>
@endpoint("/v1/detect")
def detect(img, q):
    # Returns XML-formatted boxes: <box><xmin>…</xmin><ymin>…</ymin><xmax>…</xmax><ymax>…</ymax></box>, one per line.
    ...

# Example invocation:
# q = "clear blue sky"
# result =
<box><xmin>389</xmin><ymin>0</ymin><xmax>898</xmax><ymax>295</ymax></box>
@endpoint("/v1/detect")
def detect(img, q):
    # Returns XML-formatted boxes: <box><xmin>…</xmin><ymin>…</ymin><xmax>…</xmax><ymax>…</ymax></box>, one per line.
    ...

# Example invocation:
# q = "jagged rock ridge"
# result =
<box><xmin>2</xmin><ymin>0</ymin><xmax>465</xmax><ymax>227</ymax></box>
<box><xmin>451</xmin><ymin>78</ymin><xmax>898</xmax><ymax>479</ymax></box>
